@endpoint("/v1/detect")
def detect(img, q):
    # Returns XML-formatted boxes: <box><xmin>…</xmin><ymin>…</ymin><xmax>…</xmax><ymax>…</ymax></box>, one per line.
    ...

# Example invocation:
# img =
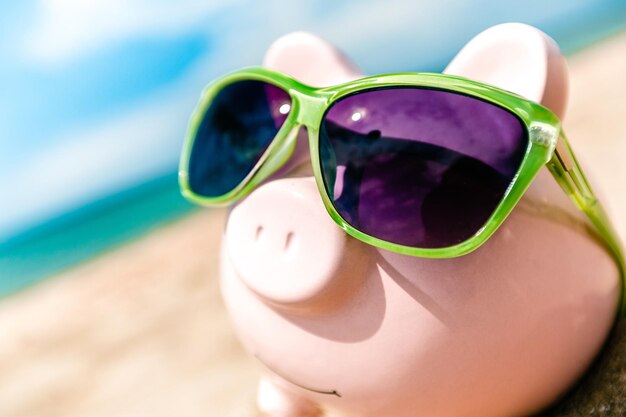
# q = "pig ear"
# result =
<box><xmin>263</xmin><ymin>31</ymin><xmax>363</xmax><ymax>87</ymax></box>
<box><xmin>444</xmin><ymin>23</ymin><xmax>569</xmax><ymax>119</ymax></box>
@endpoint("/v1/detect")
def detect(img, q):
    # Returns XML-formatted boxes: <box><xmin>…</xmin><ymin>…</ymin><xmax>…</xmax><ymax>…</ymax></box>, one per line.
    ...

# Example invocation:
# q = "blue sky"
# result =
<box><xmin>0</xmin><ymin>0</ymin><xmax>625</xmax><ymax>243</ymax></box>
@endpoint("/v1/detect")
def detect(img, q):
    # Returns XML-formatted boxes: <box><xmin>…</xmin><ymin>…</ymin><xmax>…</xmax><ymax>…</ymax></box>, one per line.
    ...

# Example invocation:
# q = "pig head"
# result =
<box><xmin>219</xmin><ymin>24</ymin><xmax>621</xmax><ymax>417</ymax></box>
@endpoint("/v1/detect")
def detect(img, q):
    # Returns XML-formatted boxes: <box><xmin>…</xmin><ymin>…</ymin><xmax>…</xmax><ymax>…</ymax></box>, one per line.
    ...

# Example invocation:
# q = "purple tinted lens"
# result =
<box><xmin>319</xmin><ymin>87</ymin><xmax>528</xmax><ymax>249</ymax></box>
<box><xmin>188</xmin><ymin>80</ymin><xmax>291</xmax><ymax>197</ymax></box>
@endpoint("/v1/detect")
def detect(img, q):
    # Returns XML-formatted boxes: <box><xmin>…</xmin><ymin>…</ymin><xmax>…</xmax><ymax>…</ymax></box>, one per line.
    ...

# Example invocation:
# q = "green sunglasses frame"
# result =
<box><xmin>179</xmin><ymin>67</ymin><xmax>624</xmax><ymax>299</ymax></box>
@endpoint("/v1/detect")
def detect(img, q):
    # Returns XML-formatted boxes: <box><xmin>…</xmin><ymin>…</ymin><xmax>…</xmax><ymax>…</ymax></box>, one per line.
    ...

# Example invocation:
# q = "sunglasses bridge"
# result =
<box><xmin>288</xmin><ymin>89</ymin><xmax>332</xmax><ymax>130</ymax></box>
<box><xmin>255</xmin><ymin>89</ymin><xmax>330</xmax><ymax>178</ymax></box>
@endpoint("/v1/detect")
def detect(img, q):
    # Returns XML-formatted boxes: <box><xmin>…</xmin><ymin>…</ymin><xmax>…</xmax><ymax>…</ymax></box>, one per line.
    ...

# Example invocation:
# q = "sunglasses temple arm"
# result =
<box><xmin>547</xmin><ymin>131</ymin><xmax>626</xmax><ymax>311</ymax></box>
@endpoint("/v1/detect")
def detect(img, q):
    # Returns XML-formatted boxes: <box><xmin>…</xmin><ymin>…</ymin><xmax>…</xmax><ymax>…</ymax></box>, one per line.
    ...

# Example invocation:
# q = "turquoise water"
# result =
<box><xmin>0</xmin><ymin>175</ymin><xmax>194</xmax><ymax>297</ymax></box>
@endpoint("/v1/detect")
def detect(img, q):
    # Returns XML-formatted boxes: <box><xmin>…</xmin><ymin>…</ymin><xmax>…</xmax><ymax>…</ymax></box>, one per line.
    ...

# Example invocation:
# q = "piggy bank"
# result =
<box><xmin>211</xmin><ymin>24</ymin><xmax>624</xmax><ymax>417</ymax></box>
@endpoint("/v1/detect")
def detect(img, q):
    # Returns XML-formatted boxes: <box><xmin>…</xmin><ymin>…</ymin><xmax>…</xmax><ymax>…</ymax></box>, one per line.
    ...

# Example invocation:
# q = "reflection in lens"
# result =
<box><xmin>188</xmin><ymin>80</ymin><xmax>291</xmax><ymax>197</ymax></box>
<box><xmin>319</xmin><ymin>87</ymin><xmax>528</xmax><ymax>248</ymax></box>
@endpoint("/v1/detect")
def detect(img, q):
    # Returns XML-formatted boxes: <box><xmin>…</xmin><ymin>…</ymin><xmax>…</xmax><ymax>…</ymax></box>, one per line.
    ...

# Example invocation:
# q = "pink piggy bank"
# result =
<box><xmin>197</xmin><ymin>24</ymin><xmax>624</xmax><ymax>417</ymax></box>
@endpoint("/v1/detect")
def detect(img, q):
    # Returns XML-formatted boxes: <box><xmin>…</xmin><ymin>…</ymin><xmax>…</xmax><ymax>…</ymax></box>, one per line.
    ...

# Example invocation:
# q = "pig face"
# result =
<box><xmin>218</xmin><ymin>25</ymin><xmax>621</xmax><ymax>417</ymax></box>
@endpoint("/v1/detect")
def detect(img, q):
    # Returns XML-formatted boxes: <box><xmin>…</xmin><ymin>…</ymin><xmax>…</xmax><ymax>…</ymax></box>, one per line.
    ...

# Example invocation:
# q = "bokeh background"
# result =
<box><xmin>0</xmin><ymin>1</ymin><xmax>625</xmax><ymax>416</ymax></box>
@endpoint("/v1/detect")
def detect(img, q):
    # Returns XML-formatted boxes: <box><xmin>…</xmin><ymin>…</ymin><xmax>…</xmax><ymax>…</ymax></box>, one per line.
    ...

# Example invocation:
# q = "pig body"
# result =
<box><xmin>216</xmin><ymin>25</ymin><xmax>622</xmax><ymax>417</ymax></box>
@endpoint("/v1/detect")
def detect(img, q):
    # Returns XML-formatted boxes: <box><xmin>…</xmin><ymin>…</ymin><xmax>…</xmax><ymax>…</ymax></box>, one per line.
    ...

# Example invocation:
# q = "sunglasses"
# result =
<box><xmin>179</xmin><ymin>67</ymin><xmax>623</xmax><ymax>266</ymax></box>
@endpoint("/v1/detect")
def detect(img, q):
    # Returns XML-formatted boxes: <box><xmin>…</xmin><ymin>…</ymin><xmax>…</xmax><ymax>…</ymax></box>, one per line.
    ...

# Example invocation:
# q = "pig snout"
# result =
<box><xmin>225</xmin><ymin>177</ymin><xmax>364</xmax><ymax>309</ymax></box>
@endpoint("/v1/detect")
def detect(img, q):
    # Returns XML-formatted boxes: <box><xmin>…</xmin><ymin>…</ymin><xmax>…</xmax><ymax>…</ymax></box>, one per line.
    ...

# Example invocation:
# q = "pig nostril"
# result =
<box><xmin>284</xmin><ymin>231</ymin><xmax>295</xmax><ymax>251</ymax></box>
<box><xmin>255</xmin><ymin>225</ymin><xmax>264</xmax><ymax>241</ymax></box>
